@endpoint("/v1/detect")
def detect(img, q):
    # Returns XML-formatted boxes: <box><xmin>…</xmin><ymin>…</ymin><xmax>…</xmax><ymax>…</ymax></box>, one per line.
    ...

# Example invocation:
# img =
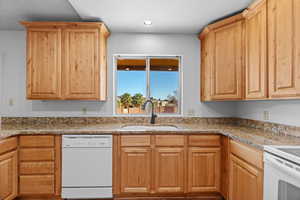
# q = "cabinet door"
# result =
<box><xmin>154</xmin><ymin>147</ymin><xmax>185</xmax><ymax>193</ymax></box>
<box><xmin>0</xmin><ymin>151</ymin><xmax>18</xmax><ymax>200</ymax></box>
<box><xmin>268</xmin><ymin>0</ymin><xmax>300</xmax><ymax>98</ymax></box>
<box><xmin>63</xmin><ymin>28</ymin><xmax>100</xmax><ymax>100</ymax></box>
<box><xmin>26</xmin><ymin>28</ymin><xmax>62</xmax><ymax>99</ymax></box>
<box><xmin>120</xmin><ymin>147</ymin><xmax>152</xmax><ymax>194</ymax></box>
<box><xmin>211</xmin><ymin>21</ymin><xmax>244</xmax><ymax>100</ymax></box>
<box><xmin>245</xmin><ymin>1</ymin><xmax>267</xmax><ymax>99</ymax></box>
<box><xmin>187</xmin><ymin>147</ymin><xmax>221</xmax><ymax>193</ymax></box>
<box><xmin>229</xmin><ymin>154</ymin><xmax>263</xmax><ymax>200</ymax></box>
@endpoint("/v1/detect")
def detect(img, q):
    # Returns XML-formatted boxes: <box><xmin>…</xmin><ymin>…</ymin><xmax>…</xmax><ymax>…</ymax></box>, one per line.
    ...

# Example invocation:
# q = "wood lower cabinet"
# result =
<box><xmin>244</xmin><ymin>0</ymin><xmax>268</xmax><ymax>99</ymax></box>
<box><xmin>21</xmin><ymin>21</ymin><xmax>109</xmax><ymax>101</ymax></box>
<box><xmin>187</xmin><ymin>147</ymin><xmax>220</xmax><ymax>193</ymax></box>
<box><xmin>114</xmin><ymin>135</ymin><xmax>222</xmax><ymax>198</ymax></box>
<box><xmin>200</xmin><ymin>14</ymin><xmax>245</xmax><ymax>101</ymax></box>
<box><xmin>154</xmin><ymin>147</ymin><xmax>185</xmax><ymax>193</ymax></box>
<box><xmin>120</xmin><ymin>147</ymin><xmax>152</xmax><ymax>194</ymax></box>
<box><xmin>0</xmin><ymin>150</ymin><xmax>18</xmax><ymax>200</ymax></box>
<box><xmin>18</xmin><ymin>135</ymin><xmax>61</xmax><ymax>198</ymax></box>
<box><xmin>229</xmin><ymin>140</ymin><xmax>263</xmax><ymax>200</ymax></box>
<box><xmin>229</xmin><ymin>155</ymin><xmax>263</xmax><ymax>200</ymax></box>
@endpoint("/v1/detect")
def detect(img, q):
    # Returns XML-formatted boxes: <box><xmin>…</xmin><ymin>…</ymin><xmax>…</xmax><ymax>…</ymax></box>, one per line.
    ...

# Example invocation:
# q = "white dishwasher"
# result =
<box><xmin>62</xmin><ymin>135</ymin><xmax>112</xmax><ymax>199</ymax></box>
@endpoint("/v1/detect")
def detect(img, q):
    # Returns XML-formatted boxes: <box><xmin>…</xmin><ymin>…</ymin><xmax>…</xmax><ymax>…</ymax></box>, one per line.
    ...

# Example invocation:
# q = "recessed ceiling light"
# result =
<box><xmin>144</xmin><ymin>20</ymin><xmax>152</xmax><ymax>26</ymax></box>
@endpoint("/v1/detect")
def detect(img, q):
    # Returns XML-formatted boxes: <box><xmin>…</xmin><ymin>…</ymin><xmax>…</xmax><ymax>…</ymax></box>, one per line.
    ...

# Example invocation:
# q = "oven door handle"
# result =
<box><xmin>265</xmin><ymin>155</ymin><xmax>300</xmax><ymax>180</ymax></box>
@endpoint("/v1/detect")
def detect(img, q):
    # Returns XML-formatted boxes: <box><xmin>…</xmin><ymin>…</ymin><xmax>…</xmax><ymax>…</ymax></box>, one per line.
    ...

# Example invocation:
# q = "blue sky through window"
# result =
<box><xmin>117</xmin><ymin>70</ymin><xmax>178</xmax><ymax>100</ymax></box>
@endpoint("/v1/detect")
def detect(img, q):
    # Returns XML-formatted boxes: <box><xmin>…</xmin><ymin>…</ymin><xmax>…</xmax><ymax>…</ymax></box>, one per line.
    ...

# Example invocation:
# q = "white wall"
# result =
<box><xmin>236</xmin><ymin>100</ymin><xmax>300</xmax><ymax>126</ymax></box>
<box><xmin>0</xmin><ymin>31</ymin><xmax>236</xmax><ymax>117</ymax></box>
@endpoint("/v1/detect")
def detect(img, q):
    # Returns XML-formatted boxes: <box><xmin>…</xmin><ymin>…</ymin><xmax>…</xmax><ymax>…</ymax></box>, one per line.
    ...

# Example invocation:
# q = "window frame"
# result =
<box><xmin>113</xmin><ymin>54</ymin><xmax>183</xmax><ymax>116</ymax></box>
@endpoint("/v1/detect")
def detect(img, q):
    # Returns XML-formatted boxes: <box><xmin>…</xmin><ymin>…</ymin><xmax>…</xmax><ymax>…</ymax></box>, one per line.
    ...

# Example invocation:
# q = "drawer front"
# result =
<box><xmin>19</xmin><ymin>175</ymin><xmax>54</xmax><ymax>195</ymax></box>
<box><xmin>20</xmin><ymin>135</ymin><xmax>55</xmax><ymax>147</ymax></box>
<box><xmin>0</xmin><ymin>137</ymin><xmax>18</xmax><ymax>155</ymax></box>
<box><xmin>20</xmin><ymin>148</ymin><xmax>55</xmax><ymax>161</ymax></box>
<box><xmin>155</xmin><ymin>135</ymin><xmax>185</xmax><ymax>146</ymax></box>
<box><xmin>121</xmin><ymin>135</ymin><xmax>151</xmax><ymax>147</ymax></box>
<box><xmin>230</xmin><ymin>140</ymin><xmax>263</xmax><ymax>169</ymax></box>
<box><xmin>20</xmin><ymin>161</ymin><xmax>54</xmax><ymax>175</ymax></box>
<box><xmin>188</xmin><ymin>135</ymin><xmax>221</xmax><ymax>147</ymax></box>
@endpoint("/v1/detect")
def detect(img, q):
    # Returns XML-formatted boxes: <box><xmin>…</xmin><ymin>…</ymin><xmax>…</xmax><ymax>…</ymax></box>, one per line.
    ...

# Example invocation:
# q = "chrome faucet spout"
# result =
<box><xmin>142</xmin><ymin>99</ymin><xmax>157</xmax><ymax>124</ymax></box>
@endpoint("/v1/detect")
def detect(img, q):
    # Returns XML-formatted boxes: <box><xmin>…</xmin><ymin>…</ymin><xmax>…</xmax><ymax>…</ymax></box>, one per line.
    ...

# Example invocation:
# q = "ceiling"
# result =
<box><xmin>0</xmin><ymin>0</ymin><xmax>81</xmax><ymax>30</ymax></box>
<box><xmin>69</xmin><ymin>0</ymin><xmax>253</xmax><ymax>34</ymax></box>
<box><xmin>0</xmin><ymin>0</ymin><xmax>254</xmax><ymax>33</ymax></box>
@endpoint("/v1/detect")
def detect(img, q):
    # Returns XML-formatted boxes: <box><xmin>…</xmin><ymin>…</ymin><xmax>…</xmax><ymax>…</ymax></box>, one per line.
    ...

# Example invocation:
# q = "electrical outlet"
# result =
<box><xmin>263</xmin><ymin>111</ymin><xmax>270</xmax><ymax>121</ymax></box>
<box><xmin>8</xmin><ymin>98</ymin><xmax>14</xmax><ymax>106</ymax></box>
<box><xmin>82</xmin><ymin>107</ymin><xmax>87</xmax><ymax>114</ymax></box>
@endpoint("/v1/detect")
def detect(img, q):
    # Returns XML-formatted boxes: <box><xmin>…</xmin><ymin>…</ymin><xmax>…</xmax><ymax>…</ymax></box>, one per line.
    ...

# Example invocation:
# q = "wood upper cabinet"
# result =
<box><xmin>0</xmin><ymin>150</ymin><xmax>18</xmax><ymax>200</ymax></box>
<box><xmin>244</xmin><ymin>0</ymin><xmax>268</xmax><ymax>99</ymax></box>
<box><xmin>268</xmin><ymin>0</ymin><xmax>300</xmax><ymax>98</ymax></box>
<box><xmin>21</xmin><ymin>22</ymin><xmax>110</xmax><ymax>100</ymax></box>
<box><xmin>63</xmin><ymin>28</ymin><xmax>100</xmax><ymax>100</ymax></box>
<box><xmin>200</xmin><ymin>14</ymin><xmax>245</xmax><ymax>101</ymax></box>
<box><xmin>120</xmin><ymin>147</ymin><xmax>152</xmax><ymax>194</ymax></box>
<box><xmin>187</xmin><ymin>147</ymin><xmax>221</xmax><ymax>193</ymax></box>
<box><xmin>154</xmin><ymin>147</ymin><xmax>185</xmax><ymax>193</ymax></box>
<box><xmin>26</xmin><ymin>28</ymin><xmax>62</xmax><ymax>99</ymax></box>
<box><xmin>229</xmin><ymin>140</ymin><xmax>263</xmax><ymax>200</ymax></box>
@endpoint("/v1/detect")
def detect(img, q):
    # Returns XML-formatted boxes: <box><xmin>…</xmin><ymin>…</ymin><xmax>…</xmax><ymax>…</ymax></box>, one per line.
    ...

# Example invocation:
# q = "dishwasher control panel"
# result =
<box><xmin>63</xmin><ymin>135</ymin><xmax>112</xmax><ymax>148</ymax></box>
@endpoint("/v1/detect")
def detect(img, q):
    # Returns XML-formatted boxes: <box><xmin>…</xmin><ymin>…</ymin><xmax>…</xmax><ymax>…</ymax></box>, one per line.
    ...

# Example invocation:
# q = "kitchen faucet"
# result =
<box><xmin>142</xmin><ymin>99</ymin><xmax>157</xmax><ymax>124</ymax></box>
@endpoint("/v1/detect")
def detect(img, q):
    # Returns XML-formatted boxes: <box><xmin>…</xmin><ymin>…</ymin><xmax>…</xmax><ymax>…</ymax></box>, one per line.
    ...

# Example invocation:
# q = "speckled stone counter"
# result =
<box><xmin>1</xmin><ymin>117</ymin><xmax>300</xmax><ymax>150</ymax></box>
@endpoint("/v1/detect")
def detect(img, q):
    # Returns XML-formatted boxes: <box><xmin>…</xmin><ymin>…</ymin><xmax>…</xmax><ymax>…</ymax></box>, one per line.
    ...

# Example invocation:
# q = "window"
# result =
<box><xmin>115</xmin><ymin>56</ymin><xmax>181</xmax><ymax>115</ymax></box>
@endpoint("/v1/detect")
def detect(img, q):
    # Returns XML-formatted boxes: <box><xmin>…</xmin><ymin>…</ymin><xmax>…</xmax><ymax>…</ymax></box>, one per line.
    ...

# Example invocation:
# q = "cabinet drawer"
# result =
<box><xmin>155</xmin><ymin>135</ymin><xmax>185</xmax><ymax>146</ymax></box>
<box><xmin>188</xmin><ymin>135</ymin><xmax>221</xmax><ymax>147</ymax></box>
<box><xmin>19</xmin><ymin>175</ymin><xmax>54</xmax><ymax>195</ymax></box>
<box><xmin>20</xmin><ymin>161</ymin><xmax>54</xmax><ymax>175</ymax></box>
<box><xmin>0</xmin><ymin>137</ymin><xmax>18</xmax><ymax>155</ymax></box>
<box><xmin>20</xmin><ymin>148</ymin><xmax>54</xmax><ymax>161</ymax></box>
<box><xmin>230</xmin><ymin>140</ymin><xmax>263</xmax><ymax>169</ymax></box>
<box><xmin>20</xmin><ymin>135</ymin><xmax>55</xmax><ymax>147</ymax></box>
<box><xmin>121</xmin><ymin>135</ymin><xmax>151</xmax><ymax>147</ymax></box>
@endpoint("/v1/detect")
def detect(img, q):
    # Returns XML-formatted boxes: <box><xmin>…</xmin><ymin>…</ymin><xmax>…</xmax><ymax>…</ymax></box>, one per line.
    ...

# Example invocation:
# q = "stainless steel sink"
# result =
<box><xmin>120</xmin><ymin>125</ymin><xmax>179</xmax><ymax>131</ymax></box>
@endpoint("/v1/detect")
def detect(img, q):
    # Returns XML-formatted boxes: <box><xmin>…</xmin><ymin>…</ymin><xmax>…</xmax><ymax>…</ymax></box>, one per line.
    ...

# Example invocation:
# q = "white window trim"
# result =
<box><xmin>113</xmin><ymin>54</ymin><xmax>183</xmax><ymax>117</ymax></box>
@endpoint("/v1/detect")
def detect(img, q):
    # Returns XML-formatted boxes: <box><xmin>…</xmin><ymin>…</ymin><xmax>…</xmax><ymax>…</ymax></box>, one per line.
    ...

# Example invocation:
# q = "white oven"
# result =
<box><xmin>264</xmin><ymin>146</ymin><xmax>300</xmax><ymax>200</ymax></box>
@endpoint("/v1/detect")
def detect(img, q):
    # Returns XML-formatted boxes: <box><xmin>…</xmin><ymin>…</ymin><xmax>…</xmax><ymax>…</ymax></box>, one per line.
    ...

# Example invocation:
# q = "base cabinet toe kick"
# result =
<box><xmin>0</xmin><ymin>134</ymin><xmax>264</xmax><ymax>200</ymax></box>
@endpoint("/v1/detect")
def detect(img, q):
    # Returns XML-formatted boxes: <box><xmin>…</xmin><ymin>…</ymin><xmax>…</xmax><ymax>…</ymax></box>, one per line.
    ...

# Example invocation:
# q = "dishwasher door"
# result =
<box><xmin>62</xmin><ymin>147</ymin><xmax>112</xmax><ymax>187</ymax></box>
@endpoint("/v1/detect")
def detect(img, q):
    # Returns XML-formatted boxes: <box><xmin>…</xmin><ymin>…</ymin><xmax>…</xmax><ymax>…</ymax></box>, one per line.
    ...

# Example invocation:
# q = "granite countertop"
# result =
<box><xmin>1</xmin><ymin>122</ymin><xmax>300</xmax><ymax>150</ymax></box>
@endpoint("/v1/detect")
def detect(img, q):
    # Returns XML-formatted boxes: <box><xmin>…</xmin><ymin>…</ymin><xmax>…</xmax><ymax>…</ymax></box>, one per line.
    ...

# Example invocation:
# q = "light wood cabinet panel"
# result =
<box><xmin>229</xmin><ymin>154</ymin><xmax>263</xmax><ymax>200</ymax></box>
<box><xmin>19</xmin><ymin>135</ymin><xmax>54</xmax><ymax>147</ymax></box>
<box><xmin>19</xmin><ymin>175</ymin><xmax>55</xmax><ymax>195</ymax></box>
<box><xmin>187</xmin><ymin>147</ymin><xmax>220</xmax><ymax>193</ymax></box>
<box><xmin>0</xmin><ymin>150</ymin><xmax>18</xmax><ymax>200</ymax></box>
<box><xmin>0</xmin><ymin>137</ymin><xmax>17</xmax><ymax>155</ymax></box>
<box><xmin>268</xmin><ymin>0</ymin><xmax>300</xmax><ymax>98</ymax></box>
<box><xmin>212</xmin><ymin>20</ymin><xmax>244</xmax><ymax>100</ymax></box>
<box><xmin>155</xmin><ymin>135</ymin><xmax>185</xmax><ymax>146</ymax></box>
<box><xmin>62</xmin><ymin>28</ymin><xmax>100</xmax><ymax>100</ymax></box>
<box><xmin>26</xmin><ymin>28</ymin><xmax>62</xmax><ymax>99</ymax></box>
<box><xmin>154</xmin><ymin>147</ymin><xmax>185</xmax><ymax>193</ymax></box>
<box><xmin>18</xmin><ymin>135</ymin><xmax>61</xmax><ymax>198</ymax></box>
<box><xmin>188</xmin><ymin>135</ymin><xmax>220</xmax><ymax>147</ymax></box>
<box><xmin>244</xmin><ymin>0</ymin><xmax>268</xmax><ymax>99</ymax></box>
<box><xmin>21</xmin><ymin>21</ymin><xmax>109</xmax><ymax>101</ymax></box>
<box><xmin>120</xmin><ymin>147</ymin><xmax>152</xmax><ymax>194</ymax></box>
<box><xmin>19</xmin><ymin>148</ymin><xmax>54</xmax><ymax>161</ymax></box>
<box><xmin>200</xmin><ymin>14</ymin><xmax>245</xmax><ymax>101</ymax></box>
